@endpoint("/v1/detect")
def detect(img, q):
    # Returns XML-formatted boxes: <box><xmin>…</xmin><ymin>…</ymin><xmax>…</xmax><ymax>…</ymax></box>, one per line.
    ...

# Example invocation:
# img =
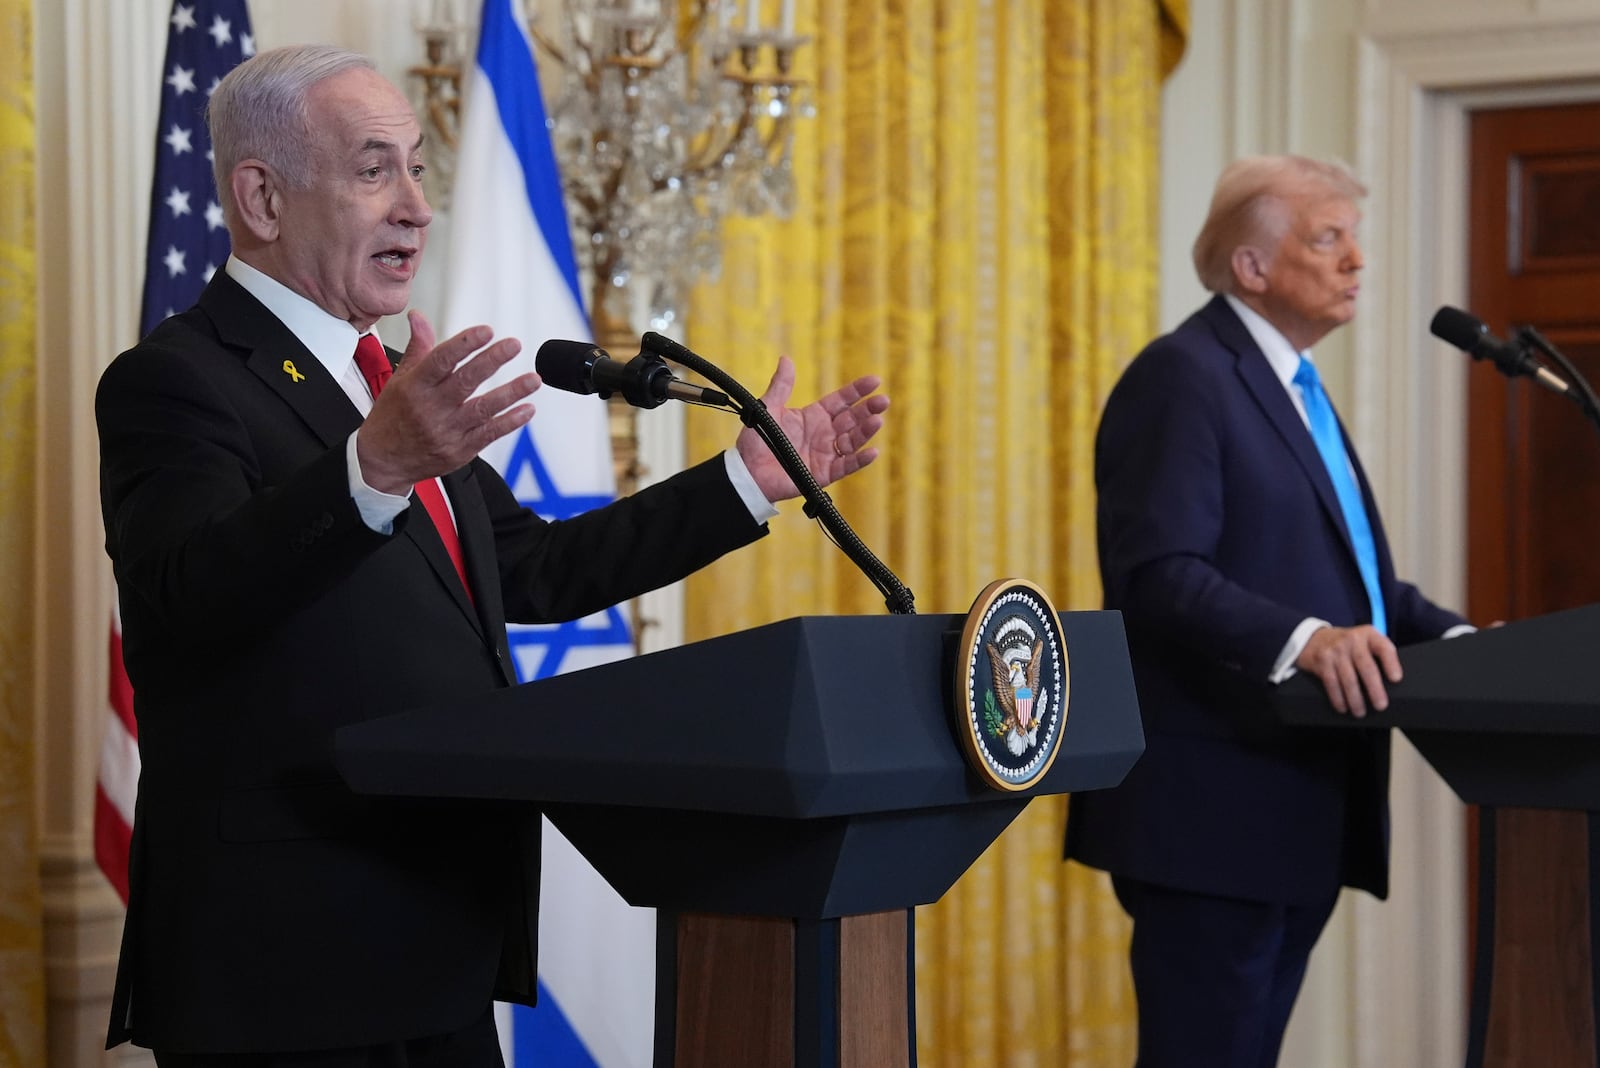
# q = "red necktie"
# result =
<box><xmin>352</xmin><ymin>334</ymin><xmax>474</xmax><ymax>605</ymax></box>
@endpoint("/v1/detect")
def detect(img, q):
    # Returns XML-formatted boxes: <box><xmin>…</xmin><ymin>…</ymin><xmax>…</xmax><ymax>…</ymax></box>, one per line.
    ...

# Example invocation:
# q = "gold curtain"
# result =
<box><xmin>684</xmin><ymin>0</ymin><xmax>1185</xmax><ymax>1063</ymax></box>
<box><xmin>0</xmin><ymin>0</ymin><xmax>44</xmax><ymax>1063</ymax></box>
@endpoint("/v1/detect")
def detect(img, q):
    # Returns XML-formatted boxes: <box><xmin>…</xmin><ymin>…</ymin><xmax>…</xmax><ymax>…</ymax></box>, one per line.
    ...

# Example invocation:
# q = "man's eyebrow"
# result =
<box><xmin>356</xmin><ymin>132</ymin><xmax>424</xmax><ymax>157</ymax></box>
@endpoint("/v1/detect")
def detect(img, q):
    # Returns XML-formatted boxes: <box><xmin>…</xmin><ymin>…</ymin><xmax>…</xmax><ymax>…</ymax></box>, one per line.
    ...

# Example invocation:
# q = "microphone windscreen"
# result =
<box><xmin>1430</xmin><ymin>306</ymin><xmax>1487</xmax><ymax>350</ymax></box>
<box><xmin>535</xmin><ymin>339</ymin><xmax>605</xmax><ymax>395</ymax></box>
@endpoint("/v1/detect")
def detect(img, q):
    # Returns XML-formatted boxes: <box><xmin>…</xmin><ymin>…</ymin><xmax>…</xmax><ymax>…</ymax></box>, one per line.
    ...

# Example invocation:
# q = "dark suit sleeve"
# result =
<box><xmin>1097</xmin><ymin>341</ymin><xmax>1312</xmax><ymax>679</ymax></box>
<box><xmin>97</xmin><ymin>337</ymin><xmax>394</xmax><ymax>649</ymax></box>
<box><xmin>480</xmin><ymin>452</ymin><xmax>767</xmax><ymax>625</ymax></box>
<box><xmin>1385</xmin><ymin>577</ymin><xmax>1468</xmax><ymax>645</ymax></box>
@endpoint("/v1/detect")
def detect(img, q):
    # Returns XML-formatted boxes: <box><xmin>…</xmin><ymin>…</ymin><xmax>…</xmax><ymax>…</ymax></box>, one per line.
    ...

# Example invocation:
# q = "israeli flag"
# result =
<box><xmin>440</xmin><ymin>2</ymin><xmax>653</xmax><ymax>1064</ymax></box>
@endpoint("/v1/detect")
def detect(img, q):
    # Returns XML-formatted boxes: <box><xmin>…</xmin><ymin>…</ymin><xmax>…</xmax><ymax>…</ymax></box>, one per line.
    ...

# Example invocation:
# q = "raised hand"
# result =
<box><xmin>735</xmin><ymin>355</ymin><xmax>890</xmax><ymax>503</ymax></box>
<box><xmin>355</xmin><ymin>310</ymin><xmax>540</xmax><ymax>495</ymax></box>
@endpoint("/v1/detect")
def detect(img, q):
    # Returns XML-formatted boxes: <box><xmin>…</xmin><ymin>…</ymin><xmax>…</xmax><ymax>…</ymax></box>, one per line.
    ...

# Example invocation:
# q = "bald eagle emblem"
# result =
<box><xmin>955</xmin><ymin>579</ymin><xmax>1069</xmax><ymax>792</ymax></box>
<box><xmin>986</xmin><ymin>620</ymin><xmax>1048</xmax><ymax>756</ymax></box>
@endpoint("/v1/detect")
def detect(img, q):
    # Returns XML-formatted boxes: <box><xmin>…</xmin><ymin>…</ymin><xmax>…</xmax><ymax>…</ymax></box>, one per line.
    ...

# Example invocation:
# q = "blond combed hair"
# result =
<box><xmin>1191</xmin><ymin>155</ymin><xmax>1367</xmax><ymax>294</ymax></box>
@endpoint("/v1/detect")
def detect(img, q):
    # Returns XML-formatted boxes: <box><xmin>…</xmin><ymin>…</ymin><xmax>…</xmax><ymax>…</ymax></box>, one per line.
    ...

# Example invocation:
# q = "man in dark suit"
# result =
<box><xmin>1064</xmin><ymin>155</ymin><xmax>1469</xmax><ymax>1068</ymax></box>
<box><xmin>97</xmin><ymin>44</ymin><xmax>889</xmax><ymax>1066</ymax></box>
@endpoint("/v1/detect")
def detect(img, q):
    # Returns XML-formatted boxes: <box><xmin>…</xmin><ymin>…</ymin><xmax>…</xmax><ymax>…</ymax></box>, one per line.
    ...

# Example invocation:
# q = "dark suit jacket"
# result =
<box><xmin>97</xmin><ymin>272</ymin><xmax>766</xmax><ymax>1053</ymax></box>
<box><xmin>1065</xmin><ymin>296</ymin><xmax>1464</xmax><ymax>906</ymax></box>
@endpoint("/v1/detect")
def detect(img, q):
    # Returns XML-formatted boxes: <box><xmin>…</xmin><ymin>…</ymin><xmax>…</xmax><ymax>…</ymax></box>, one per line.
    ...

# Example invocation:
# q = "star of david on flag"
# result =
<box><xmin>495</xmin><ymin>429</ymin><xmax>633</xmax><ymax>683</ymax></box>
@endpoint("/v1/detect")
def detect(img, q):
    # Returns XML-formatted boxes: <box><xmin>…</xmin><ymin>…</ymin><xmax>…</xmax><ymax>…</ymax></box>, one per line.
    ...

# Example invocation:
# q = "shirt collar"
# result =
<box><xmin>1223</xmin><ymin>293</ymin><xmax>1310</xmax><ymax>390</ymax></box>
<box><xmin>225</xmin><ymin>256</ymin><xmax>381</xmax><ymax>380</ymax></box>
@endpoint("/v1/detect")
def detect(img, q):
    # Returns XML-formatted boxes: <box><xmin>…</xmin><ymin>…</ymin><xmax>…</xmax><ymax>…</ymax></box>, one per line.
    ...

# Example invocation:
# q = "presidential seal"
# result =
<box><xmin>953</xmin><ymin>579</ymin><xmax>1069</xmax><ymax>792</ymax></box>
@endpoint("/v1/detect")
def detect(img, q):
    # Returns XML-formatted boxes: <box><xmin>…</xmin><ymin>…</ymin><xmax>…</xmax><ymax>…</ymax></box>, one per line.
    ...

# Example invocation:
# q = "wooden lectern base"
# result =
<box><xmin>654</xmin><ymin>910</ymin><xmax>915</xmax><ymax>1068</ymax></box>
<box><xmin>1469</xmin><ymin>807</ymin><xmax>1600</xmax><ymax>1067</ymax></box>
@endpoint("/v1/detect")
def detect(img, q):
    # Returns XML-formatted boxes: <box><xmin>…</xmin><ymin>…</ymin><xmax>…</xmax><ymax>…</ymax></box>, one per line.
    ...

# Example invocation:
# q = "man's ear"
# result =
<box><xmin>230</xmin><ymin>160</ymin><xmax>281</xmax><ymax>243</ymax></box>
<box><xmin>1231</xmin><ymin>246</ymin><xmax>1269</xmax><ymax>295</ymax></box>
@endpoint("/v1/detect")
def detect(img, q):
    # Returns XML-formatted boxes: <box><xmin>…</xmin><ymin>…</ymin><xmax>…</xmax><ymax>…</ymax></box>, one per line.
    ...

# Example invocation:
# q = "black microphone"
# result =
<box><xmin>535</xmin><ymin>339</ymin><xmax>730</xmax><ymax>410</ymax></box>
<box><xmin>1429</xmin><ymin>306</ymin><xmax>1570</xmax><ymax>395</ymax></box>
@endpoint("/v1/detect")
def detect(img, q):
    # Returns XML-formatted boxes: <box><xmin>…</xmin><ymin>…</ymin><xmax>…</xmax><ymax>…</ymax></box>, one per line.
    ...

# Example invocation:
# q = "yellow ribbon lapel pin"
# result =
<box><xmin>282</xmin><ymin>359</ymin><xmax>306</xmax><ymax>383</ymax></box>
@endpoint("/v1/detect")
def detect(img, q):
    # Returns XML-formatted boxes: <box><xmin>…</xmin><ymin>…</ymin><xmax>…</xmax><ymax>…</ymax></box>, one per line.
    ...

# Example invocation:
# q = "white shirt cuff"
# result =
<box><xmin>1442</xmin><ymin>623</ymin><xmax>1477</xmax><ymax>639</ymax></box>
<box><xmin>1269</xmin><ymin>617</ymin><xmax>1331</xmax><ymax>683</ymax></box>
<box><xmin>724</xmin><ymin>448</ymin><xmax>779</xmax><ymax>524</ymax></box>
<box><xmin>347</xmin><ymin>431</ymin><xmax>411</xmax><ymax>534</ymax></box>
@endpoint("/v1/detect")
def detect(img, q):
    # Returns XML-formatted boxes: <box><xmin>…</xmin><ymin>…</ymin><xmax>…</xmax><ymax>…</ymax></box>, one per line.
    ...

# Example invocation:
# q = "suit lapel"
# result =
<box><xmin>423</xmin><ymin>465</ymin><xmax>486</xmax><ymax>641</ymax></box>
<box><xmin>1201</xmin><ymin>297</ymin><xmax>1360</xmax><ymax>558</ymax></box>
<box><xmin>199</xmin><ymin>274</ymin><xmax>489</xmax><ymax>642</ymax></box>
<box><xmin>202</xmin><ymin>273</ymin><xmax>362</xmax><ymax>449</ymax></box>
<box><xmin>439</xmin><ymin>466</ymin><xmax>516</xmax><ymax>685</ymax></box>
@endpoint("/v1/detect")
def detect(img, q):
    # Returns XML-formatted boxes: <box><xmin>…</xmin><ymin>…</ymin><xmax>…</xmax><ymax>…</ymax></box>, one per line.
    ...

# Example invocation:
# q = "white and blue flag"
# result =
<box><xmin>440</xmin><ymin>2</ymin><xmax>653</xmax><ymax>1064</ymax></box>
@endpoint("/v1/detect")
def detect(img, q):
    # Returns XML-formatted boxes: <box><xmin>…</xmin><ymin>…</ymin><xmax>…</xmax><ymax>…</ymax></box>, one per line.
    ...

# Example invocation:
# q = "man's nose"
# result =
<box><xmin>397</xmin><ymin>178</ymin><xmax>432</xmax><ymax>229</ymax></box>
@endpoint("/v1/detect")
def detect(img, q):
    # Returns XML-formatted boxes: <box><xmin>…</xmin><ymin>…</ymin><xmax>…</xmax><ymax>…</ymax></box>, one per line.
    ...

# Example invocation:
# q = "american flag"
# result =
<box><xmin>96</xmin><ymin>0</ymin><xmax>254</xmax><ymax>905</ymax></box>
<box><xmin>139</xmin><ymin>0</ymin><xmax>254</xmax><ymax>336</ymax></box>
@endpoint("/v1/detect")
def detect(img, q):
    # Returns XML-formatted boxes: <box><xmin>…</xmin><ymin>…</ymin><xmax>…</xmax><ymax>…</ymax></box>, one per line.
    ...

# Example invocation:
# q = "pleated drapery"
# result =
<box><xmin>0</xmin><ymin>0</ymin><xmax>46</xmax><ymax>1062</ymax></box>
<box><xmin>682</xmin><ymin>0</ymin><xmax>1186</xmax><ymax>1062</ymax></box>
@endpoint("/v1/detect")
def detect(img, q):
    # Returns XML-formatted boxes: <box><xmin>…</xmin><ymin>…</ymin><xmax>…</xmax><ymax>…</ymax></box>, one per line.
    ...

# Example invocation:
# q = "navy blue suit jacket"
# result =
<box><xmin>1065</xmin><ymin>296</ymin><xmax>1464</xmax><ymax>905</ymax></box>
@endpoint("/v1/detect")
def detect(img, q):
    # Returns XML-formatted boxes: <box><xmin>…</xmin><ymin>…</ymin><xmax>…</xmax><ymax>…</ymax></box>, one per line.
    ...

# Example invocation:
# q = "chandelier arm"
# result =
<box><xmin>528</xmin><ymin>24</ymin><xmax>570</xmax><ymax>71</ymax></box>
<box><xmin>675</xmin><ymin>5</ymin><xmax>714</xmax><ymax>75</ymax></box>
<box><xmin>566</xmin><ymin>186</ymin><xmax>606</xmax><ymax>229</ymax></box>
<box><xmin>678</xmin><ymin>127</ymin><xmax>744</xmax><ymax>179</ymax></box>
<box><xmin>758</xmin><ymin>109</ymin><xmax>795</xmax><ymax>165</ymax></box>
<box><xmin>676</xmin><ymin>93</ymin><xmax>759</xmax><ymax>178</ymax></box>
<box><xmin>557</xmin><ymin>0</ymin><xmax>602</xmax><ymax>75</ymax></box>
<box><xmin>587</xmin><ymin>242</ymin><xmax>623</xmax><ymax>324</ymax></box>
<box><xmin>427</xmin><ymin>97</ymin><xmax>459</xmax><ymax>152</ymax></box>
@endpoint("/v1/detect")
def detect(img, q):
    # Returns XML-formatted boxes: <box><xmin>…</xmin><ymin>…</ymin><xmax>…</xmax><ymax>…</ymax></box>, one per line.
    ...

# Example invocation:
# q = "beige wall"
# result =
<box><xmin>33</xmin><ymin>0</ymin><xmax>1600</xmax><ymax>1064</ymax></box>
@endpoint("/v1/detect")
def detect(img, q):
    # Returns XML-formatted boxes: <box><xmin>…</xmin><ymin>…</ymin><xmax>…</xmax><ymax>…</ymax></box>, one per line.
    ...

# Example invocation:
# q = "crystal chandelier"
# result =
<box><xmin>411</xmin><ymin>0</ymin><xmax>812</xmax><ymax>346</ymax></box>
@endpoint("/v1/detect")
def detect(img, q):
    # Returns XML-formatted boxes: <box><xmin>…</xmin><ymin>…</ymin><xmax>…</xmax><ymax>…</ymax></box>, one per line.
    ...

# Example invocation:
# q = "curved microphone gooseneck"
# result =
<box><xmin>640</xmin><ymin>331</ymin><xmax>917</xmax><ymax>616</ymax></box>
<box><xmin>1515</xmin><ymin>325</ymin><xmax>1600</xmax><ymax>436</ymax></box>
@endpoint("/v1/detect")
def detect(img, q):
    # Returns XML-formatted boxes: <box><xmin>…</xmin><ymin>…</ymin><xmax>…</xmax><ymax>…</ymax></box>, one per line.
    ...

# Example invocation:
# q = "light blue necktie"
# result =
<box><xmin>1293</xmin><ymin>356</ymin><xmax>1387</xmax><ymax>635</ymax></box>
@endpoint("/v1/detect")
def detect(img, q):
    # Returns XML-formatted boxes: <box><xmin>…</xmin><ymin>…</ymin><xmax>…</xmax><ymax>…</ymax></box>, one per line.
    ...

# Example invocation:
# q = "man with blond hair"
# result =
<box><xmin>1065</xmin><ymin>155</ymin><xmax>1469</xmax><ymax>1067</ymax></box>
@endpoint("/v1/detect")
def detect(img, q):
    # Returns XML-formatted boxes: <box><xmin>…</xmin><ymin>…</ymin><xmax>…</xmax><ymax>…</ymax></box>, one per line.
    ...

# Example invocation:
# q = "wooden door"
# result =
<box><xmin>1465</xmin><ymin>100</ymin><xmax>1600</xmax><ymax>1068</ymax></box>
<box><xmin>1469</xmin><ymin>101</ymin><xmax>1600</xmax><ymax>623</ymax></box>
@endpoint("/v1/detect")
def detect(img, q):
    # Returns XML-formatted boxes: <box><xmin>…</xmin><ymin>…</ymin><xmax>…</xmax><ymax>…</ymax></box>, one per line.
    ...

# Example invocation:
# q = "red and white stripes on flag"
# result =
<box><xmin>95</xmin><ymin>603</ymin><xmax>139</xmax><ymax>904</ymax></box>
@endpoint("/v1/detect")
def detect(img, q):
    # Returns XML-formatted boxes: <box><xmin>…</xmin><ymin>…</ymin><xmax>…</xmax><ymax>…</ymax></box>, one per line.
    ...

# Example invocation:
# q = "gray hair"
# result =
<box><xmin>208</xmin><ymin>44</ymin><xmax>376</xmax><ymax>218</ymax></box>
<box><xmin>1191</xmin><ymin>155</ymin><xmax>1367</xmax><ymax>294</ymax></box>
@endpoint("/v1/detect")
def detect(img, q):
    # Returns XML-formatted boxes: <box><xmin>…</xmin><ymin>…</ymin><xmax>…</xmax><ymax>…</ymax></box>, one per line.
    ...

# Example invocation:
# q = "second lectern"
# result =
<box><xmin>335</xmin><ymin>611</ymin><xmax>1141</xmax><ymax>1068</ymax></box>
<box><xmin>1277</xmin><ymin>603</ymin><xmax>1600</xmax><ymax>1068</ymax></box>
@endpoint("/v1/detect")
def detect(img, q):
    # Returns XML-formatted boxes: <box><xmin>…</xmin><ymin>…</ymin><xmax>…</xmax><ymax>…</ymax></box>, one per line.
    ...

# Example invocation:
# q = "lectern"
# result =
<box><xmin>335</xmin><ymin>611</ymin><xmax>1142</xmax><ymax>1068</ymax></box>
<box><xmin>1276</xmin><ymin>604</ymin><xmax>1600</xmax><ymax>1068</ymax></box>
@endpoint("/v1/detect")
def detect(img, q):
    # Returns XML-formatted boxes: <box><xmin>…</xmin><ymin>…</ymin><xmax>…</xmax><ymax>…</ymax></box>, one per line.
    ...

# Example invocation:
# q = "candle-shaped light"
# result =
<box><xmin>780</xmin><ymin>0</ymin><xmax>794</xmax><ymax>35</ymax></box>
<box><xmin>746</xmin><ymin>0</ymin><xmax>760</xmax><ymax>32</ymax></box>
